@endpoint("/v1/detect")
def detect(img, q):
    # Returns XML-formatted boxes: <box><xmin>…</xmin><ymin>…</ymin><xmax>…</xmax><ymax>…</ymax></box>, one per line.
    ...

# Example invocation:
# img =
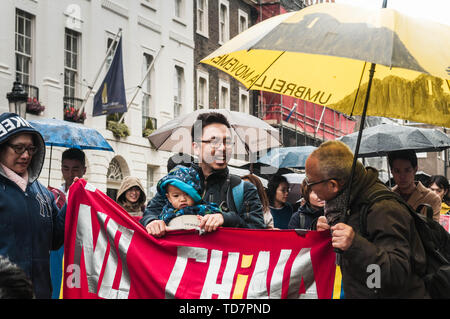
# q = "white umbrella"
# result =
<box><xmin>148</xmin><ymin>109</ymin><xmax>281</xmax><ymax>156</ymax></box>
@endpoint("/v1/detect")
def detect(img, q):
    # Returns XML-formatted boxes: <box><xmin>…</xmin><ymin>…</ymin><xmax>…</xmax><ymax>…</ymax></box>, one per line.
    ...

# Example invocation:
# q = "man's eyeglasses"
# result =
<box><xmin>7</xmin><ymin>144</ymin><xmax>38</xmax><ymax>156</ymax></box>
<box><xmin>304</xmin><ymin>176</ymin><xmax>335</xmax><ymax>187</ymax></box>
<box><xmin>200</xmin><ymin>138</ymin><xmax>235</xmax><ymax>149</ymax></box>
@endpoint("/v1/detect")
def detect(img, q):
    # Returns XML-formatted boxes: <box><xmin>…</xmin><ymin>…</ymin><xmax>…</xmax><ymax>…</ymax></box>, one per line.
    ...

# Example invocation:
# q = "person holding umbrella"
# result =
<box><xmin>387</xmin><ymin>150</ymin><xmax>441</xmax><ymax>222</ymax></box>
<box><xmin>310</xmin><ymin>141</ymin><xmax>428</xmax><ymax>298</ymax></box>
<box><xmin>0</xmin><ymin>112</ymin><xmax>65</xmax><ymax>299</ymax></box>
<box><xmin>141</xmin><ymin>112</ymin><xmax>265</xmax><ymax>236</ymax></box>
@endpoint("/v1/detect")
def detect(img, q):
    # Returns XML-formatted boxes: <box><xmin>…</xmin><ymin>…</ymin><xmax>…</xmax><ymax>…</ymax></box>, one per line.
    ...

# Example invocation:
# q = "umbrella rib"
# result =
<box><xmin>247</xmin><ymin>51</ymin><xmax>286</xmax><ymax>91</ymax></box>
<box><xmin>350</xmin><ymin>62</ymin><xmax>367</xmax><ymax>117</ymax></box>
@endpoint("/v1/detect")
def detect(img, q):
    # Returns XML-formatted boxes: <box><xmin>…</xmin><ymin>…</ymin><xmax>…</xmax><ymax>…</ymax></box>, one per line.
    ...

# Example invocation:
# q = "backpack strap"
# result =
<box><xmin>299</xmin><ymin>213</ymin><xmax>306</xmax><ymax>230</ymax></box>
<box><xmin>227</xmin><ymin>174</ymin><xmax>244</xmax><ymax>215</ymax></box>
<box><xmin>416</xmin><ymin>203</ymin><xmax>434</xmax><ymax>220</ymax></box>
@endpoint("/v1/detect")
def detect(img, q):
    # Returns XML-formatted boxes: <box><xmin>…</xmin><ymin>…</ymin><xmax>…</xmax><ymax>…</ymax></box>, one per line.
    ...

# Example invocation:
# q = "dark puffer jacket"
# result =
<box><xmin>140</xmin><ymin>163</ymin><xmax>265</xmax><ymax>229</ymax></box>
<box><xmin>0</xmin><ymin>113</ymin><xmax>65</xmax><ymax>299</ymax></box>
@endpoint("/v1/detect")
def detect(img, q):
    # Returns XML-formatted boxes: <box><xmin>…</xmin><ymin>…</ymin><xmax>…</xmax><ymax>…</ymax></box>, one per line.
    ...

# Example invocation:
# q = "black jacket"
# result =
<box><xmin>140</xmin><ymin>164</ymin><xmax>265</xmax><ymax>229</ymax></box>
<box><xmin>288</xmin><ymin>203</ymin><xmax>324</xmax><ymax>230</ymax></box>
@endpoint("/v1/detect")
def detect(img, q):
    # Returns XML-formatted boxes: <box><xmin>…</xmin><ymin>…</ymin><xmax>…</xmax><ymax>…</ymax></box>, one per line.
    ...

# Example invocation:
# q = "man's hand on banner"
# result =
<box><xmin>198</xmin><ymin>213</ymin><xmax>224</xmax><ymax>233</ymax></box>
<box><xmin>316</xmin><ymin>216</ymin><xmax>330</xmax><ymax>232</ymax></box>
<box><xmin>146</xmin><ymin>220</ymin><xmax>170</xmax><ymax>238</ymax></box>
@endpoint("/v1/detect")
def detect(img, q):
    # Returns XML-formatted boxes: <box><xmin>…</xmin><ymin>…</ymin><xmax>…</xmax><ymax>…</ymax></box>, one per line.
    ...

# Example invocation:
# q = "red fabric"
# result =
<box><xmin>63</xmin><ymin>179</ymin><xmax>336</xmax><ymax>299</ymax></box>
<box><xmin>47</xmin><ymin>186</ymin><xmax>66</xmax><ymax>209</ymax></box>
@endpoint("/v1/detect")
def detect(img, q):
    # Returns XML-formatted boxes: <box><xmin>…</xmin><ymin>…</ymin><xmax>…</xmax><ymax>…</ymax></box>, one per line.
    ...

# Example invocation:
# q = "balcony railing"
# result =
<box><xmin>64</xmin><ymin>96</ymin><xmax>86</xmax><ymax>123</ymax></box>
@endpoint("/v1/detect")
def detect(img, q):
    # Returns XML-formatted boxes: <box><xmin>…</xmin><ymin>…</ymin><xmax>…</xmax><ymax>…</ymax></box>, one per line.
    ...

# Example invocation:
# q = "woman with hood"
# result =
<box><xmin>0</xmin><ymin>112</ymin><xmax>65</xmax><ymax>299</ymax></box>
<box><xmin>116</xmin><ymin>176</ymin><xmax>147</xmax><ymax>218</ymax></box>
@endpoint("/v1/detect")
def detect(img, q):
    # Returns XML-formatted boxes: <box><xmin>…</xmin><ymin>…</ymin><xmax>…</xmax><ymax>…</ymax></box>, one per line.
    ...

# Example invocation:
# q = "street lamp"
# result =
<box><xmin>7</xmin><ymin>80</ymin><xmax>28</xmax><ymax>118</ymax></box>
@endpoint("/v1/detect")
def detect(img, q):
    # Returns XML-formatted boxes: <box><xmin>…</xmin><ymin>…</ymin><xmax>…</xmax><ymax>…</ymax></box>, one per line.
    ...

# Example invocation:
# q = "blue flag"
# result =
<box><xmin>93</xmin><ymin>37</ymin><xmax>127</xmax><ymax>116</ymax></box>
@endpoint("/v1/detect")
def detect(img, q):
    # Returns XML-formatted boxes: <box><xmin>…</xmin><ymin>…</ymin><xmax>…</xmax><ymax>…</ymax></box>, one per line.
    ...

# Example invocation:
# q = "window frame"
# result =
<box><xmin>174</xmin><ymin>65</ymin><xmax>185</xmax><ymax>118</ymax></box>
<box><xmin>196</xmin><ymin>0</ymin><xmax>209</xmax><ymax>37</ymax></box>
<box><xmin>64</xmin><ymin>28</ymin><xmax>81</xmax><ymax>99</ymax></box>
<box><xmin>15</xmin><ymin>9</ymin><xmax>34</xmax><ymax>85</ymax></box>
<box><xmin>238</xmin><ymin>9</ymin><xmax>248</xmax><ymax>34</ymax></box>
<box><xmin>218</xmin><ymin>0</ymin><xmax>230</xmax><ymax>45</ymax></box>
<box><xmin>218</xmin><ymin>78</ymin><xmax>230</xmax><ymax>110</ymax></box>
<box><xmin>196</xmin><ymin>69</ymin><xmax>209</xmax><ymax>110</ymax></box>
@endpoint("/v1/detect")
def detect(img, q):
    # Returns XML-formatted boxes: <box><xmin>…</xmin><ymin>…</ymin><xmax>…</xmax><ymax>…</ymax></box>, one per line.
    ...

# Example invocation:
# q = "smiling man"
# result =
<box><xmin>141</xmin><ymin>112</ymin><xmax>265</xmax><ymax>237</ymax></box>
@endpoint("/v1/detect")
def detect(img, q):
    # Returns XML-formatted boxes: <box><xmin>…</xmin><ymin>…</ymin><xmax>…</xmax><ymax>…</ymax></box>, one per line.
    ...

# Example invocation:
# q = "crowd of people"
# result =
<box><xmin>0</xmin><ymin>111</ymin><xmax>449</xmax><ymax>299</ymax></box>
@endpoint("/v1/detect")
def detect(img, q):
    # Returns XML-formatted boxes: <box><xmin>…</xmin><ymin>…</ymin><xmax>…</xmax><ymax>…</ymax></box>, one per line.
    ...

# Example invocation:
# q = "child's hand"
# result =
<box><xmin>198</xmin><ymin>213</ymin><xmax>224</xmax><ymax>233</ymax></box>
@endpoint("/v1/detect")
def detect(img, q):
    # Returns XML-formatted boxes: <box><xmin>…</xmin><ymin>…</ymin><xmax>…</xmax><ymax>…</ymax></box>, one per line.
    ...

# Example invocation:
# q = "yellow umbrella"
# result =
<box><xmin>201</xmin><ymin>2</ymin><xmax>450</xmax><ymax>128</ymax></box>
<box><xmin>202</xmin><ymin>2</ymin><xmax>450</xmax><ymax>241</ymax></box>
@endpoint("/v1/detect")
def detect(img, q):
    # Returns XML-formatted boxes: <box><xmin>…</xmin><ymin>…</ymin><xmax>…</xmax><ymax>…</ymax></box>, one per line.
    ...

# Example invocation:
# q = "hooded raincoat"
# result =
<box><xmin>0</xmin><ymin>113</ymin><xmax>65</xmax><ymax>299</ymax></box>
<box><xmin>116</xmin><ymin>176</ymin><xmax>147</xmax><ymax>217</ymax></box>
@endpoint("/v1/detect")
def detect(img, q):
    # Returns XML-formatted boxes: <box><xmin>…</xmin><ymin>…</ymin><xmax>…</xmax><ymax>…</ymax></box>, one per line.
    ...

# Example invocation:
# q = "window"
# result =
<box><xmin>239</xmin><ymin>88</ymin><xmax>249</xmax><ymax>113</ymax></box>
<box><xmin>142</xmin><ymin>53</ymin><xmax>154</xmax><ymax>131</ymax></box>
<box><xmin>219</xmin><ymin>79</ymin><xmax>230</xmax><ymax>110</ymax></box>
<box><xmin>238</xmin><ymin>9</ymin><xmax>248</xmax><ymax>34</ymax></box>
<box><xmin>196</xmin><ymin>70</ymin><xmax>208</xmax><ymax>110</ymax></box>
<box><xmin>106</xmin><ymin>37</ymin><xmax>118</xmax><ymax>71</ymax></box>
<box><xmin>175</xmin><ymin>0</ymin><xmax>184</xmax><ymax>19</ymax></box>
<box><xmin>147</xmin><ymin>166</ymin><xmax>156</xmax><ymax>199</ymax></box>
<box><xmin>196</xmin><ymin>0</ymin><xmax>208</xmax><ymax>36</ymax></box>
<box><xmin>15</xmin><ymin>9</ymin><xmax>33</xmax><ymax>85</ymax></box>
<box><xmin>174</xmin><ymin>65</ymin><xmax>184</xmax><ymax>117</ymax></box>
<box><xmin>64</xmin><ymin>29</ymin><xmax>80</xmax><ymax>100</ymax></box>
<box><xmin>106</xmin><ymin>158</ymin><xmax>123</xmax><ymax>201</ymax></box>
<box><xmin>218</xmin><ymin>0</ymin><xmax>229</xmax><ymax>44</ymax></box>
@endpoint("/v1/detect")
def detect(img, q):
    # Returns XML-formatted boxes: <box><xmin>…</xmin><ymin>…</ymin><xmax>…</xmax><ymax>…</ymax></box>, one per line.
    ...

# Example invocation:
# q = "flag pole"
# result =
<box><xmin>118</xmin><ymin>45</ymin><xmax>165</xmax><ymax>124</ymax></box>
<box><xmin>78</xmin><ymin>28</ymin><xmax>123</xmax><ymax>116</ymax></box>
<box><xmin>315</xmin><ymin>106</ymin><xmax>326</xmax><ymax>135</ymax></box>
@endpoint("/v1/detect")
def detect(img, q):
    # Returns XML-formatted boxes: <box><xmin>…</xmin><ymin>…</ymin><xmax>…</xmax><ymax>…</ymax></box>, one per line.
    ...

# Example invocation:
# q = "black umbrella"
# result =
<box><xmin>338</xmin><ymin>124</ymin><xmax>450</xmax><ymax>158</ymax></box>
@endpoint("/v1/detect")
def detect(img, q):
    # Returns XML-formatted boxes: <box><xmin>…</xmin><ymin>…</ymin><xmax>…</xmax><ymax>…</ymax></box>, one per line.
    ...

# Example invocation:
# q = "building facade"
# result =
<box><xmin>193</xmin><ymin>0</ymin><xmax>259</xmax><ymax>163</ymax></box>
<box><xmin>0</xmin><ymin>0</ymin><xmax>195</xmax><ymax>199</ymax></box>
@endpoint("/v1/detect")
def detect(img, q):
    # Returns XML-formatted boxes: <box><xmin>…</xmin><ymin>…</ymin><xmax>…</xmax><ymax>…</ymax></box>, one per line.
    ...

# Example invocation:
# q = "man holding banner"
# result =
<box><xmin>141</xmin><ymin>112</ymin><xmax>266</xmax><ymax>236</ymax></box>
<box><xmin>307</xmin><ymin>140</ymin><xmax>429</xmax><ymax>298</ymax></box>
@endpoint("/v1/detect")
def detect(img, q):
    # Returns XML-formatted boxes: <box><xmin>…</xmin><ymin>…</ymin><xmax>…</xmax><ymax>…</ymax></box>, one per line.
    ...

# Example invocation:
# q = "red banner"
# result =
<box><xmin>63</xmin><ymin>179</ymin><xmax>336</xmax><ymax>299</ymax></box>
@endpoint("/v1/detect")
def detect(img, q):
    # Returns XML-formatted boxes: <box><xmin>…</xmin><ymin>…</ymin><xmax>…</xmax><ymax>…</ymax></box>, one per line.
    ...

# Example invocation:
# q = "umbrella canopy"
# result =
<box><xmin>257</xmin><ymin>145</ymin><xmax>317</xmax><ymax>169</ymax></box>
<box><xmin>201</xmin><ymin>3</ymin><xmax>450</xmax><ymax>127</ymax></box>
<box><xmin>338</xmin><ymin>124</ymin><xmax>450</xmax><ymax>157</ymax></box>
<box><xmin>29</xmin><ymin>118</ymin><xmax>114</xmax><ymax>152</ymax></box>
<box><xmin>148</xmin><ymin>109</ymin><xmax>280</xmax><ymax>155</ymax></box>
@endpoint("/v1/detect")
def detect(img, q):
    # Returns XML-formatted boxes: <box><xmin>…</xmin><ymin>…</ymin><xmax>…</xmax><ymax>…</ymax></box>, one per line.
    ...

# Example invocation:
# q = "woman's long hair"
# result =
<box><xmin>266</xmin><ymin>174</ymin><xmax>288</xmax><ymax>206</ymax></box>
<box><xmin>428</xmin><ymin>175</ymin><xmax>450</xmax><ymax>205</ymax></box>
<box><xmin>242</xmin><ymin>174</ymin><xmax>269</xmax><ymax>212</ymax></box>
